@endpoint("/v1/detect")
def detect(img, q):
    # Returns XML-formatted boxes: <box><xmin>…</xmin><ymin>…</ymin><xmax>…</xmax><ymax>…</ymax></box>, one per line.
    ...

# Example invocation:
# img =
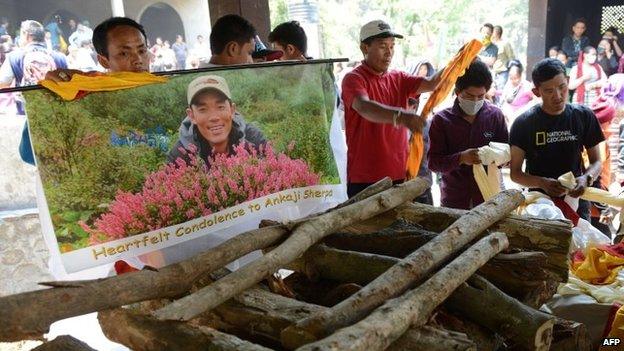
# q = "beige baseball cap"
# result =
<box><xmin>359</xmin><ymin>20</ymin><xmax>403</xmax><ymax>42</ymax></box>
<box><xmin>187</xmin><ymin>75</ymin><xmax>232</xmax><ymax>104</ymax></box>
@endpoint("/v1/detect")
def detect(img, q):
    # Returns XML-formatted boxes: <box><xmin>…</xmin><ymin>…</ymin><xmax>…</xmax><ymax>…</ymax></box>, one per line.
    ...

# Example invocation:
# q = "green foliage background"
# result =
<box><xmin>270</xmin><ymin>0</ymin><xmax>529</xmax><ymax>69</ymax></box>
<box><xmin>24</xmin><ymin>63</ymin><xmax>339</xmax><ymax>250</ymax></box>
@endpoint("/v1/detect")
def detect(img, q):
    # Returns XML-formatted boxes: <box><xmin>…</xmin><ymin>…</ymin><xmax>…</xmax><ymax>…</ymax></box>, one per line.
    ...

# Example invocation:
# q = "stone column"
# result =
<box><xmin>527</xmin><ymin>0</ymin><xmax>548</xmax><ymax>77</ymax></box>
<box><xmin>111</xmin><ymin>0</ymin><xmax>125</xmax><ymax>17</ymax></box>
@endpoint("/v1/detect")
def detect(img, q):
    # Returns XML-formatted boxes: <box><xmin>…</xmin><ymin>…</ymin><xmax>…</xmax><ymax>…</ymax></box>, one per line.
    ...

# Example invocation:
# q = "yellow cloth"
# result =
<box><xmin>473</xmin><ymin>142</ymin><xmax>509</xmax><ymax>201</ymax></box>
<box><xmin>572</xmin><ymin>247</ymin><xmax>624</xmax><ymax>285</ymax></box>
<box><xmin>40</xmin><ymin>72</ymin><xmax>168</xmax><ymax>101</ymax></box>
<box><xmin>603</xmin><ymin>305</ymin><xmax>624</xmax><ymax>347</ymax></box>
<box><xmin>473</xmin><ymin>164</ymin><xmax>500</xmax><ymax>201</ymax></box>
<box><xmin>406</xmin><ymin>39</ymin><xmax>483</xmax><ymax>179</ymax></box>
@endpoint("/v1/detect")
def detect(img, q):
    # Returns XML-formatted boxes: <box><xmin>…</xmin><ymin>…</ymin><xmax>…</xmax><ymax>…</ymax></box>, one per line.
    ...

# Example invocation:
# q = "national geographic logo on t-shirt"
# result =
<box><xmin>535</xmin><ymin>130</ymin><xmax>578</xmax><ymax>145</ymax></box>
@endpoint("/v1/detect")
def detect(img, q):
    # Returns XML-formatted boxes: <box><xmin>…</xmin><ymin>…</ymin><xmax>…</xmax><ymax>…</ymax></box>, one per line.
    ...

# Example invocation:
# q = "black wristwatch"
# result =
<box><xmin>585</xmin><ymin>174</ymin><xmax>594</xmax><ymax>187</ymax></box>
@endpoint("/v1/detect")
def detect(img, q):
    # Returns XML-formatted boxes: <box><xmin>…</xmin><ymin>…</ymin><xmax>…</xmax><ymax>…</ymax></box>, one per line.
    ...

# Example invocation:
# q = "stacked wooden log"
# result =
<box><xmin>0</xmin><ymin>178</ymin><xmax>590</xmax><ymax>350</ymax></box>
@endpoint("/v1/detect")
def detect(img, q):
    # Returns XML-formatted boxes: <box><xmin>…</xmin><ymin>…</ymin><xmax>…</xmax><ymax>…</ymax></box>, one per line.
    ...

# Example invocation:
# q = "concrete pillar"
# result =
<box><xmin>111</xmin><ymin>0</ymin><xmax>125</xmax><ymax>17</ymax></box>
<box><xmin>287</xmin><ymin>0</ymin><xmax>321</xmax><ymax>58</ymax></box>
<box><xmin>208</xmin><ymin>0</ymin><xmax>271</xmax><ymax>43</ymax></box>
<box><xmin>527</xmin><ymin>0</ymin><xmax>549</xmax><ymax>79</ymax></box>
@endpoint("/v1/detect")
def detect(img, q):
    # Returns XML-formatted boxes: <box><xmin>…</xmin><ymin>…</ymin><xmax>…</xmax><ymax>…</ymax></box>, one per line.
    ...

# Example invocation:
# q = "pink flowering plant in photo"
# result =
<box><xmin>82</xmin><ymin>142</ymin><xmax>319</xmax><ymax>244</ymax></box>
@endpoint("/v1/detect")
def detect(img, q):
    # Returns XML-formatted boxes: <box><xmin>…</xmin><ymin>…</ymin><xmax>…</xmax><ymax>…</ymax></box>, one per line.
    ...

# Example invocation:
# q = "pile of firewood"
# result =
<box><xmin>0</xmin><ymin>178</ymin><xmax>590</xmax><ymax>351</ymax></box>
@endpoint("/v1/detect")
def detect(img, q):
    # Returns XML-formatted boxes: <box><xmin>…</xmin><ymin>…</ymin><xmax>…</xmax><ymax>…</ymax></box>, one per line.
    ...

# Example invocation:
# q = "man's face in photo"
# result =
<box><xmin>188</xmin><ymin>90</ymin><xmax>235</xmax><ymax>150</ymax></box>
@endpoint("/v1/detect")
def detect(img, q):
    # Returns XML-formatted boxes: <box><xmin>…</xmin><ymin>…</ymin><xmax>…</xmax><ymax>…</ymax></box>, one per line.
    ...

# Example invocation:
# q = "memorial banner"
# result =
<box><xmin>22</xmin><ymin>62</ymin><xmax>346</xmax><ymax>273</ymax></box>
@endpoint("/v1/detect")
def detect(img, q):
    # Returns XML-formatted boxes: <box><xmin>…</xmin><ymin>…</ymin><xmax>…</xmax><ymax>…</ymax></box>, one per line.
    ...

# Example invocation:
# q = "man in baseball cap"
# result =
<box><xmin>186</xmin><ymin>74</ymin><xmax>232</xmax><ymax>104</ymax></box>
<box><xmin>168</xmin><ymin>74</ymin><xmax>265</xmax><ymax>164</ymax></box>
<box><xmin>340</xmin><ymin>20</ymin><xmax>446</xmax><ymax>199</ymax></box>
<box><xmin>252</xmin><ymin>35</ymin><xmax>283</xmax><ymax>62</ymax></box>
<box><xmin>359</xmin><ymin>20</ymin><xmax>404</xmax><ymax>42</ymax></box>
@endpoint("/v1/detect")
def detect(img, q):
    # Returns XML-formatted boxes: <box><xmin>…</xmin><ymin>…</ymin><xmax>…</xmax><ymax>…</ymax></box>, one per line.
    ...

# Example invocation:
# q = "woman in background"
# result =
<box><xmin>569</xmin><ymin>46</ymin><xmax>607</xmax><ymax>106</ymax></box>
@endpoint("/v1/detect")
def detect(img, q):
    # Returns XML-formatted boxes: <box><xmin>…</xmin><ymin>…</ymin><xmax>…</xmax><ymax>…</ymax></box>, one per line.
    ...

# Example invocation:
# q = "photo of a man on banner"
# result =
<box><xmin>18</xmin><ymin>61</ymin><xmax>345</xmax><ymax>273</ymax></box>
<box><xmin>168</xmin><ymin>74</ymin><xmax>266</xmax><ymax>165</ymax></box>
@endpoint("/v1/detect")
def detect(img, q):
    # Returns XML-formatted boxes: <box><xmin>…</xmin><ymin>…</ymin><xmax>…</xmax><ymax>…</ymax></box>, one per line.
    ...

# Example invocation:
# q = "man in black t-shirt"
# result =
<box><xmin>509</xmin><ymin>58</ymin><xmax>604</xmax><ymax>202</ymax></box>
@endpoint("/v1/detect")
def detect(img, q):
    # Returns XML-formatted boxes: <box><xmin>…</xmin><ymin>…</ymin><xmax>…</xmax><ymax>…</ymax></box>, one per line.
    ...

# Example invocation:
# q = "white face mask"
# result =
<box><xmin>457</xmin><ymin>96</ymin><xmax>485</xmax><ymax>116</ymax></box>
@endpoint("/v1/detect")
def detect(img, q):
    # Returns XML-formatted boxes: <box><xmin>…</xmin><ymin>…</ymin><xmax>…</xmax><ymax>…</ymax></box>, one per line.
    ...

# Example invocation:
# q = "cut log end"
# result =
<box><xmin>534</xmin><ymin>319</ymin><xmax>556</xmax><ymax>351</ymax></box>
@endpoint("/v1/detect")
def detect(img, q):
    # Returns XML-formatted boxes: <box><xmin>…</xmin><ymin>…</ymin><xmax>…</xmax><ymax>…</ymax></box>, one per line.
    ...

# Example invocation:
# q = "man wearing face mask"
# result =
<box><xmin>478</xmin><ymin>23</ymin><xmax>499</xmax><ymax>69</ymax></box>
<box><xmin>428</xmin><ymin>60</ymin><xmax>508</xmax><ymax>209</ymax></box>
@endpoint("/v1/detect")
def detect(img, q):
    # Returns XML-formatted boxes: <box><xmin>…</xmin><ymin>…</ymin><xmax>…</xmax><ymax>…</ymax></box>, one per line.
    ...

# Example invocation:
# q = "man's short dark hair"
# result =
<box><xmin>493</xmin><ymin>25</ymin><xmax>503</xmax><ymax>37</ymax></box>
<box><xmin>482</xmin><ymin>23</ymin><xmax>494</xmax><ymax>32</ymax></box>
<box><xmin>268</xmin><ymin>21</ymin><xmax>307</xmax><ymax>54</ymax></box>
<box><xmin>210</xmin><ymin>14</ymin><xmax>256</xmax><ymax>55</ymax></box>
<box><xmin>573</xmin><ymin>18</ymin><xmax>587</xmax><ymax>26</ymax></box>
<box><xmin>455</xmin><ymin>59</ymin><xmax>493</xmax><ymax>91</ymax></box>
<box><xmin>531</xmin><ymin>58</ymin><xmax>566</xmax><ymax>87</ymax></box>
<box><xmin>93</xmin><ymin>17</ymin><xmax>147</xmax><ymax>57</ymax></box>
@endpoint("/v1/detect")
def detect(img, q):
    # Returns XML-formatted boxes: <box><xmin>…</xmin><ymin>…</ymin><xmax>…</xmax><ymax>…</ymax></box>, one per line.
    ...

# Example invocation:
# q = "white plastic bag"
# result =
<box><xmin>521</xmin><ymin>197</ymin><xmax>565</xmax><ymax>220</ymax></box>
<box><xmin>572</xmin><ymin>218</ymin><xmax>611</xmax><ymax>252</ymax></box>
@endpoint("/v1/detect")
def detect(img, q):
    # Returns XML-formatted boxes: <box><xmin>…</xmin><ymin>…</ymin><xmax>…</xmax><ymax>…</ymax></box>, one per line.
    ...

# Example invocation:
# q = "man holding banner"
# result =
<box><xmin>341</xmin><ymin>20</ymin><xmax>444</xmax><ymax>198</ymax></box>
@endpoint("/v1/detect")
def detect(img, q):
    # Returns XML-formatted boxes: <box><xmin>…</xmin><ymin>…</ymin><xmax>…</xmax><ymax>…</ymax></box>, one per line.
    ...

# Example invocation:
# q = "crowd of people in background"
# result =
<box><xmin>0</xmin><ymin>14</ymin><xmax>212</xmax><ymax>75</ymax></box>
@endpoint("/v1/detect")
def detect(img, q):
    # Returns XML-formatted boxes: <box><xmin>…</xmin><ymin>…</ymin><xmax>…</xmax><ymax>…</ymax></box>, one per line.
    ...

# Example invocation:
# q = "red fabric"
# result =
<box><xmin>341</xmin><ymin>61</ymin><xmax>422</xmax><ymax>183</ymax></box>
<box><xmin>571</xmin><ymin>249</ymin><xmax>586</xmax><ymax>264</ymax></box>
<box><xmin>575</xmin><ymin>51</ymin><xmax>602</xmax><ymax>104</ymax></box>
<box><xmin>600</xmin><ymin>242</ymin><xmax>624</xmax><ymax>259</ymax></box>
<box><xmin>551</xmin><ymin>197</ymin><xmax>580</xmax><ymax>226</ymax></box>
<box><xmin>114</xmin><ymin>260</ymin><xmax>140</xmax><ymax>275</ymax></box>
<box><xmin>592</xmin><ymin>96</ymin><xmax>616</xmax><ymax>125</ymax></box>
<box><xmin>602</xmin><ymin>302</ymin><xmax>623</xmax><ymax>339</ymax></box>
<box><xmin>74</xmin><ymin>90</ymin><xmax>89</xmax><ymax>100</ymax></box>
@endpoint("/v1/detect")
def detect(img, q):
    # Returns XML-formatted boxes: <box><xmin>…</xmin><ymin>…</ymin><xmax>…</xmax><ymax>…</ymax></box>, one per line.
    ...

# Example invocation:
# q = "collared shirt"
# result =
<box><xmin>428</xmin><ymin>100</ymin><xmax>509</xmax><ymax>209</ymax></box>
<box><xmin>341</xmin><ymin>61</ymin><xmax>422</xmax><ymax>183</ymax></box>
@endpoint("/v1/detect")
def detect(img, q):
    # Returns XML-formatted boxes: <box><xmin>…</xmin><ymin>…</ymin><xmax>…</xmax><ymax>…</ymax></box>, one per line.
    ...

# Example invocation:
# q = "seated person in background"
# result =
<box><xmin>548</xmin><ymin>45</ymin><xmax>560</xmax><ymax>59</ymax></box>
<box><xmin>409</xmin><ymin>59</ymin><xmax>436</xmax><ymax>78</ymax></box>
<box><xmin>561</xmin><ymin>18</ymin><xmax>590</xmax><ymax>68</ymax></box>
<box><xmin>603</xmin><ymin>26</ymin><xmax>623</xmax><ymax>58</ymax></box>
<box><xmin>268</xmin><ymin>21</ymin><xmax>309</xmax><ymax>61</ymax></box>
<box><xmin>428</xmin><ymin>59</ymin><xmax>508</xmax><ymax>210</ymax></box>
<box><xmin>568</xmin><ymin>46</ymin><xmax>607</xmax><ymax>106</ymax></box>
<box><xmin>168</xmin><ymin>74</ymin><xmax>266</xmax><ymax>165</ymax></box>
<box><xmin>597</xmin><ymin>38</ymin><xmax>619</xmax><ymax>76</ymax></box>
<box><xmin>478</xmin><ymin>23</ymin><xmax>498</xmax><ymax>69</ymax></box>
<box><xmin>501</xmin><ymin>60</ymin><xmax>537</xmax><ymax>125</ymax></box>
<box><xmin>510</xmin><ymin>58</ymin><xmax>604</xmax><ymax>221</ymax></box>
